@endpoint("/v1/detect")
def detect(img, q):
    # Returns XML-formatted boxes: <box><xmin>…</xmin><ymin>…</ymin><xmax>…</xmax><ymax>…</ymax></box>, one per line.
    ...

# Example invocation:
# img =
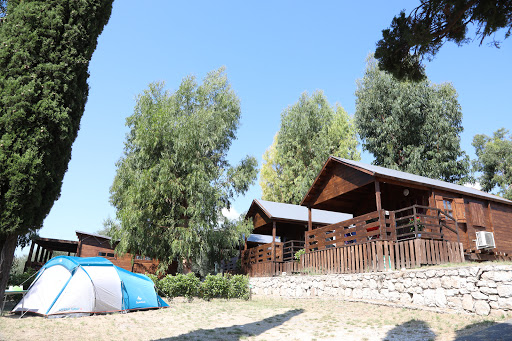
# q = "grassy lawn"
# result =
<box><xmin>1</xmin><ymin>297</ymin><xmax>510</xmax><ymax>341</ymax></box>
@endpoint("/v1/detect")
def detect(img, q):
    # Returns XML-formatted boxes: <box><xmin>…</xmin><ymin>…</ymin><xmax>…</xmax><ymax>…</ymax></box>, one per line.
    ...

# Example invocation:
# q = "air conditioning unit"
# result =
<box><xmin>475</xmin><ymin>231</ymin><xmax>496</xmax><ymax>250</ymax></box>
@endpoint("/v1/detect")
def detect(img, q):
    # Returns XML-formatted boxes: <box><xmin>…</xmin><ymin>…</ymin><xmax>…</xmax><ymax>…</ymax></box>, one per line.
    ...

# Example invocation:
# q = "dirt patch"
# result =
<box><xmin>1</xmin><ymin>297</ymin><xmax>509</xmax><ymax>340</ymax></box>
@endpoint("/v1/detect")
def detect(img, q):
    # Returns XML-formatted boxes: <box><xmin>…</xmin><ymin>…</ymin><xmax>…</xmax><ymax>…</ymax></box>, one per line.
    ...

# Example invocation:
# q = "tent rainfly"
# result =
<box><xmin>13</xmin><ymin>256</ymin><xmax>168</xmax><ymax>317</ymax></box>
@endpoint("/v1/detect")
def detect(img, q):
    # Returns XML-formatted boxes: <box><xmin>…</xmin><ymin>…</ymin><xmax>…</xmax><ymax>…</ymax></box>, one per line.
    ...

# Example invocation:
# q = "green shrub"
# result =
<box><xmin>160</xmin><ymin>273</ymin><xmax>200</xmax><ymax>300</ymax></box>
<box><xmin>145</xmin><ymin>272</ymin><xmax>250</xmax><ymax>301</ymax></box>
<box><xmin>146</xmin><ymin>273</ymin><xmax>166</xmax><ymax>296</ymax></box>
<box><xmin>228</xmin><ymin>274</ymin><xmax>250</xmax><ymax>300</ymax></box>
<box><xmin>200</xmin><ymin>273</ymin><xmax>230</xmax><ymax>300</ymax></box>
<box><xmin>294</xmin><ymin>249</ymin><xmax>305</xmax><ymax>261</ymax></box>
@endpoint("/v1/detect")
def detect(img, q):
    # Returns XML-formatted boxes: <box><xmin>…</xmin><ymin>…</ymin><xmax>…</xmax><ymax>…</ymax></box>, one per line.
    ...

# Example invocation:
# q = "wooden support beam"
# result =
<box><xmin>272</xmin><ymin>221</ymin><xmax>276</xmax><ymax>261</ymax></box>
<box><xmin>33</xmin><ymin>244</ymin><xmax>41</xmax><ymax>265</ymax></box>
<box><xmin>25</xmin><ymin>240</ymin><xmax>35</xmax><ymax>271</ymax></box>
<box><xmin>39</xmin><ymin>247</ymin><xmax>46</xmax><ymax>263</ymax></box>
<box><xmin>308</xmin><ymin>207</ymin><xmax>312</xmax><ymax>231</ymax></box>
<box><xmin>375</xmin><ymin>180</ymin><xmax>382</xmax><ymax>211</ymax></box>
<box><xmin>375</xmin><ymin>180</ymin><xmax>385</xmax><ymax>235</ymax></box>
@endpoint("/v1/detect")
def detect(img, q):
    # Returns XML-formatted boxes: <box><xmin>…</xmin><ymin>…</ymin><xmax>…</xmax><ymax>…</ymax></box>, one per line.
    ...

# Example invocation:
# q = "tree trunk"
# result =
<box><xmin>0</xmin><ymin>234</ymin><xmax>18</xmax><ymax>303</ymax></box>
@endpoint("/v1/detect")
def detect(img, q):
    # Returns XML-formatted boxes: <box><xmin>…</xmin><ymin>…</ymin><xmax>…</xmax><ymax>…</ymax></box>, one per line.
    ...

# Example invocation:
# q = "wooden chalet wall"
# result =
<box><xmin>491</xmin><ymin>203</ymin><xmax>512</xmax><ymax>254</ymax></box>
<box><xmin>77</xmin><ymin>233</ymin><xmax>160</xmax><ymax>274</ymax></box>
<box><xmin>431</xmin><ymin>190</ymin><xmax>512</xmax><ymax>255</ymax></box>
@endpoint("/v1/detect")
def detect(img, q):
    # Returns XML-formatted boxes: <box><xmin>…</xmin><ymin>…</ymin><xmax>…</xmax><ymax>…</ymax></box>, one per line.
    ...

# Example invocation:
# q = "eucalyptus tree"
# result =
<box><xmin>0</xmin><ymin>0</ymin><xmax>113</xmax><ymax>299</ymax></box>
<box><xmin>110</xmin><ymin>68</ymin><xmax>257</xmax><ymax>272</ymax></box>
<box><xmin>473</xmin><ymin>128</ymin><xmax>512</xmax><ymax>200</ymax></box>
<box><xmin>355</xmin><ymin>57</ymin><xmax>470</xmax><ymax>183</ymax></box>
<box><xmin>260</xmin><ymin>91</ymin><xmax>360</xmax><ymax>204</ymax></box>
<box><xmin>375</xmin><ymin>0</ymin><xmax>512</xmax><ymax>81</ymax></box>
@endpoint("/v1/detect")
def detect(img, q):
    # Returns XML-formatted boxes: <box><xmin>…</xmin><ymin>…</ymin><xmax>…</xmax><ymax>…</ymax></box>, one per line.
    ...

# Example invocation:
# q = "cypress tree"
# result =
<box><xmin>0</xmin><ymin>0</ymin><xmax>114</xmax><ymax>299</ymax></box>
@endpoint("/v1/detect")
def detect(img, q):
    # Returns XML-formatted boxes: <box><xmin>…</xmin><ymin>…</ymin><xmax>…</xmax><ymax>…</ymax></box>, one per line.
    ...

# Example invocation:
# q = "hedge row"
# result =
<box><xmin>147</xmin><ymin>273</ymin><xmax>250</xmax><ymax>301</ymax></box>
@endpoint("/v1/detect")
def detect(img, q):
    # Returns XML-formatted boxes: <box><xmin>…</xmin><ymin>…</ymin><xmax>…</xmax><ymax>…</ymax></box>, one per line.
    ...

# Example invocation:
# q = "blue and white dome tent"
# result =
<box><xmin>12</xmin><ymin>256</ymin><xmax>168</xmax><ymax>318</ymax></box>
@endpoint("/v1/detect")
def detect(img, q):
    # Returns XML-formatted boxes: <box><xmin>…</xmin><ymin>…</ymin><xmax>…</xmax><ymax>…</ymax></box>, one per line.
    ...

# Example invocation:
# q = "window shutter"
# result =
<box><xmin>453</xmin><ymin>198</ymin><xmax>466</xmax><ymax>223</ymax></box>
<box><xmin>435</xmin><ymin>195</ymin><xmax>444</xmax><ymax>211</ymax></box>
<box><xmin>470</xmin><ymin>202</ymin><xmax>486</xmax><ymax>227</ymax></box>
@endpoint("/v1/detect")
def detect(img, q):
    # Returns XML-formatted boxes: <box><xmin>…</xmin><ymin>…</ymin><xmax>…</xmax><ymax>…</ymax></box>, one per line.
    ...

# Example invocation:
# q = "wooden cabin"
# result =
<box><xmin>301</xmin><ymin>157</ymin><xmax>512</xmax><ymax>260</ymax></box>
<box><xmin>25</xmin><ymin>231</ymin><xmax>176</xmax><ymax>275</ymax></box>
<box><xmin>242</xmin><ymin>199</ymin><xmax>351</xmax><ymax>269</ymax></box>
<box><xmin>75</xmin><ymin>231</ymin><xmax>172</xmax><ymax>274</ymax></box>
<box><xmin>241</xmin><ymin>157</ymin><xmax>512</xmax><ymax>277</ymax></box>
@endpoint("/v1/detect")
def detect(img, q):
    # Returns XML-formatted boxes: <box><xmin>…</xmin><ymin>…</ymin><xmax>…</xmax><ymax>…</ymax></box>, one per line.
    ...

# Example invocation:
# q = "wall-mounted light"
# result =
<box><xmin>403</xmin><ymin>188</ymin><xmax>409</xmax><ymax>196</ymax></box>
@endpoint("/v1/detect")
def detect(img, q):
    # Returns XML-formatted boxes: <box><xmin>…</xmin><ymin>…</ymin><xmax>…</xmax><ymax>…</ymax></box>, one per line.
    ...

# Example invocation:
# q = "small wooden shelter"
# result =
<box><xmin>25</xmin><ymin>237</ymin><xmax>78</xmax><ymax>271</ymax></box>
<box><xmin>25</xmin><ymin>231</ymin><xmax>176</xmax><ymax>275</ymax></box>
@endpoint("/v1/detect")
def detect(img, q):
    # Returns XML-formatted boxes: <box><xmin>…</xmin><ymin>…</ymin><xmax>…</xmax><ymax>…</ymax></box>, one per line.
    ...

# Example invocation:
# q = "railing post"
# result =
<box><xmin>413</xmin><ymin>205</ymin><xmax>418</xmax><ymax>239</ymax></box>
<box><xmin>390</xmin><ymin>211</ymin><xmax>396</xmax><ymax>241</ymax></box>
<box><xmin>455</xmin><ymin>220</ymin><xmax>460</xmax><ymax>244</ymax></box>
<box><xmin>378</xmin><ymin>209</ymin><xmax>385</xmax><ymax>241</ymax></box>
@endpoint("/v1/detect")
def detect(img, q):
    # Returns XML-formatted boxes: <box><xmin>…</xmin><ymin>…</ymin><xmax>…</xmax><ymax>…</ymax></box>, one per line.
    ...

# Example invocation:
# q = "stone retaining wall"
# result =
<box><xmin>249</xmin><ymin>265</ymin><xmax>512</xmax><ymax>316</ymax></box>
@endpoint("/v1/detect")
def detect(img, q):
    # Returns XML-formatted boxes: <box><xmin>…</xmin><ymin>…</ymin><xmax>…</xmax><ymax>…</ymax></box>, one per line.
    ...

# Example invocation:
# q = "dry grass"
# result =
<box><xmin>0</xmin><ymin>297</ymin><xmax>510</xmax><ymax>341</ymax></box>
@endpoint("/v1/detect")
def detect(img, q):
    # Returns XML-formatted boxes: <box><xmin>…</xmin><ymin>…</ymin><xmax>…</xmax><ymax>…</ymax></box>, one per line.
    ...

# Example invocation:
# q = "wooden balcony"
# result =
<box><xmin>305</xmin><ymin>205</ymin><xmax>460</xmax><ymax>252</ymax></box>
<box><xmin>282</xmin><ymin>240</ymin><xmax>305</xmax><ymax>262</ymax></box>
<box><xmin>241</xmin><ymin>239</ymin><xmax>305</xmax><ymax>267</ymax></box>
<box><xmin>242</xmin><ymin>242</ymin><xmax>283</xmax><ymax>265</ymax></box>
<box><xmin>240</xmin><ymin>205</ymin><xmax>462</xmax><ymax>277</ymax></box>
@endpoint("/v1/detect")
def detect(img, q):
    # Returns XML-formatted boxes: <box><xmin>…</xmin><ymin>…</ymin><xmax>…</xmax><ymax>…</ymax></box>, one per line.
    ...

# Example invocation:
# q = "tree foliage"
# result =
<box><xmin>355</xmin><ymin>57</ymin><xmax>470</xmax><ymax>183</ymax></box>
<box><xmin>375</xmin><ymin>0</ymin><xmax>512</xmax><ymax>81</ymax></box>
<box><xmin>0</xmin><ymin>0</ymin><xmax>113</xmax><ymax>300</ymax></box>
<box><xmin>110</xmin><ymin>68</ymin><xmax>258</xmax><ymax>272</ymax></box>
<box><xmin>260</xmin><ymin>91</ymin><xmax>360</xmax><ymax>204</ymax></box>
<box><xmin>190</xmin><ymin>215</ymin><xmax>252</xmax><ymax>277</ymax></box>
<box><xmin>472</xmin><ymin>128</ymin><xmax>512</xmax><ymax>200</ymax></box>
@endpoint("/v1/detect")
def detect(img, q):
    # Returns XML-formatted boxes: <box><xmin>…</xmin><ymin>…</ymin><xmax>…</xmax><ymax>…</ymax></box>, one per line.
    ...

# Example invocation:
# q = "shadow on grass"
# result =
<box><xmin>453</xmin><ymin>319</ymin><xmax>512</xmax><ymax>341</ymax></box>
<box><xmin>383</xmin><ymin>319</ymin><xmax>436</xmax><ymax>341</ymax></box>
<box><xmin>152</xmin><ymin>308</ymin><xmax>304</xmax><ymax>341</ymax></box>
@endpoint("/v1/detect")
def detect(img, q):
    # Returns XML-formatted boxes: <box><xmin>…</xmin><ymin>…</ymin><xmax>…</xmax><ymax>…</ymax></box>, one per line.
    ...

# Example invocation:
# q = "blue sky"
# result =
<box><xmin>20</xmin><ymin>1</ymin><xmax>511</xmax><ymax>254</ymax></box>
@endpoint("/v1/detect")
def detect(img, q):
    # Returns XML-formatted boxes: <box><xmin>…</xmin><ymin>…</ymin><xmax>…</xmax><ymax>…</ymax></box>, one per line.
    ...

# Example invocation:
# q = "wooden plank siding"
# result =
<box><xmin>491</xmin><ymin>203</ymin><xmax>512</xmax><ymax>254</ymax></box>
<box><xmin>310</xmin><ymin>166</ymin><xmax>374</xmax><ymax>207</ymax></box>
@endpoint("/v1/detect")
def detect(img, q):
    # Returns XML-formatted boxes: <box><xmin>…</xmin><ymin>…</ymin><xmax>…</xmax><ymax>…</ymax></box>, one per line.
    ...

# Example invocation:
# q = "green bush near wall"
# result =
<box><xmin>148</xmin><ymin>273</ymin><xmax>250</xmax><ymax>301</ymax></box>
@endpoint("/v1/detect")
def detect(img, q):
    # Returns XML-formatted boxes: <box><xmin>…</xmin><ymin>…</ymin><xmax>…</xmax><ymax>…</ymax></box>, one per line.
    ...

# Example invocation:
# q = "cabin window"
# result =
<box><xmin>106</xmin><ymin>253</ymin><xmax>115</xmax><ymax>258</ymax></box>
<box><xmin>135</xmin><ymin>255</ymin><xmax>153</xmax><ymax>261</ymax></box>
<box><xmin>98</xmin><ymin>252</ymin><xmax>106</xmax><ymax>256</ymax></box>
<box><xmin>443</xmin><ymin>199</ymin><xmax>453</xmax><ymax>216</ymax></box>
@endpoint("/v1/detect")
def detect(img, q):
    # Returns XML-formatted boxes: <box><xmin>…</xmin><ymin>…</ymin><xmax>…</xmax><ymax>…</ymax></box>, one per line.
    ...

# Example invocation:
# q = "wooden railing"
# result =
<box><xmin>282</xmin><ymin>240</ymin><xmax>305</xmax><ymax>262</ymax></box>
<box><xmin>305</xmin><ymin>210</ymin><xmax>391</xmax><ymax>251</ymax></box>
<box><xmin>243</xmin><ymin>260</ymin><xmax>303</xmax><ymax>277</ymax></box>
<box><xmin>306</xmin><ymin>205</ymin><xmax>460</xmax><ymax>253</ymax></box>
<box><xmin>393</xmin><ymin>205</ymin><xmax>460</xmax><ymax>243</ymax></box>
<box><xmin>220</xmin><ymin>256</ymin><xmax>239</xmax><ymax>273</ymax></box>
<box><xmin>242</xmin><ymin>242</ymin><xmax>283</xmax><ymax>264</ymax></box>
